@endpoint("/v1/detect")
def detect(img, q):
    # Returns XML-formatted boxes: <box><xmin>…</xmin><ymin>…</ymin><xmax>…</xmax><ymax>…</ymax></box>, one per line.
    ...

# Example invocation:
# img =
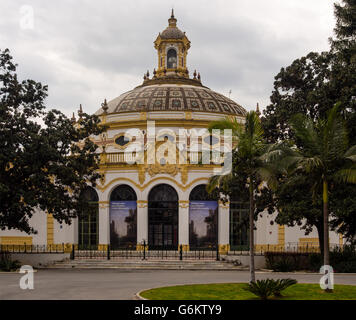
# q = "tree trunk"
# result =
<box><xmin>323</xmin><ymin>179</ymin><xmax>330</xmax><ymax>267</ymax></box>
<box><xmin>323</xmin><ymin>179</ymin><xmax>332</xmax><ymax>293</ymax></box>
<box><xmin>315</xmin><ymin>221</ymin><xmax>324</xmax><ymax>258</ymax></box>
<box><xmin>249</xmin><ymin>180</ymin><xmax>255</xmax><ymax>283</ymax></box>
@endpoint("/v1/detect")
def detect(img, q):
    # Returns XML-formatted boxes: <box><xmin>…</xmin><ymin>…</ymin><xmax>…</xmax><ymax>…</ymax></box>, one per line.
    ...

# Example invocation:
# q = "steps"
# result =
<box><xmin>45</xmin><ymin>259</ymin><xmax>248</xmax><ymax>270</ymax></box>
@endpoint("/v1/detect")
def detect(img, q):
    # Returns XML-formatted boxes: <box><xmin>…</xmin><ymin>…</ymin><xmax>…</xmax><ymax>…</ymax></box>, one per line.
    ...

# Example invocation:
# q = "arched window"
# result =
<box><xmin>189</xmin><ymin>184</ymin><xmax>216</xmax><ymax>201</ymax></box>
<box><xmin>78</xmin><ymin>186</ymin><xmax>99</xmax><ymax>249</ymax></box>
<box><xmin>148</xmin><ymin>184</ymin><xmax>178</xmax><ymax>249</ymax></box>
<box><xmin>110</xmin><ymin>184</ymin><xmax>137</xmax><ymax>201</ymax></box>
<box><xmin>110</xmin><ymin>185</ymin><xmax>137</xmax><ymax>249</ymax></box>
<box><xmin>167</xmin><ymin>49</ymin><xmax>177</xmax><ymax>69</ymax></box>
<box><xmin>189</xmin><ymin>184</ymin><xmax>218</xmax><ymax>249</ymax></box>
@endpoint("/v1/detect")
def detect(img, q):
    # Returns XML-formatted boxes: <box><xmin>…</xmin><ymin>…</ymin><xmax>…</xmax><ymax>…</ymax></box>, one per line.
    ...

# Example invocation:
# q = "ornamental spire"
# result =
<box><xmin>168</xmin><ymin>8</ymin><xmax>177</xmax><ymax>27</ymax></box>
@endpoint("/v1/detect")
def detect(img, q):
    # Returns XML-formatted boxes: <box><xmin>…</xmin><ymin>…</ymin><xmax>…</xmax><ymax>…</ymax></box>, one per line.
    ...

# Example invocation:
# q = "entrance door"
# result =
<box><xmin>148</xmin><ymin>184</ymin><xmax>178</xmax><ymax>250</ymax></box>
<box><xmin>78</xmin><ymin>187</ymin><xmax>99</xmax><ymax>250</ymax></box>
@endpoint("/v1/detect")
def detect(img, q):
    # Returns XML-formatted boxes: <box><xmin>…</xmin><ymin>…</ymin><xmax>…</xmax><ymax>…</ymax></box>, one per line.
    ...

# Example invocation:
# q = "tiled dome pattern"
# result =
<box><xmin>96</xmin><ymin>85</ymin><xmax>247</xmax><ymax>116</ymax></box>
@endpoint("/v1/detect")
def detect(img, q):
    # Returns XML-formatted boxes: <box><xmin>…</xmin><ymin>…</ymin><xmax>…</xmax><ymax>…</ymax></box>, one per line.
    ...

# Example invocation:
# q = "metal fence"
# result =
<box><xmin>73</xmin><ymin>244</ymin><xmax>221</xmax><ymax>261</ymax></box>
<box><xmin>228</xmin><ymin>242</ymin><xmax>344</xmax><ymax>256</ymax></box>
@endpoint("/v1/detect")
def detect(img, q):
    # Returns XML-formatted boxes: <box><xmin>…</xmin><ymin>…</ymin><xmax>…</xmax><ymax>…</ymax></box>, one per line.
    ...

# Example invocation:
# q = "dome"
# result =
<box><xmin>95</xmin><ymin>83</ymin><xmax>247</xmax><ymax>116</ymax></box>
<box><xmin>160</xmin><ymin>27</ymin><xmax>185</xmax><ymax>39</ymax></box>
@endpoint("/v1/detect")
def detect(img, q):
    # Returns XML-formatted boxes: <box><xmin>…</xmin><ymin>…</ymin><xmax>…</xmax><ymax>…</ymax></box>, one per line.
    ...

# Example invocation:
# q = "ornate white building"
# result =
<box><xmin>0</xmin><ymin>12</ymin><xmax>342</xmax><ymax>253</ymax></box>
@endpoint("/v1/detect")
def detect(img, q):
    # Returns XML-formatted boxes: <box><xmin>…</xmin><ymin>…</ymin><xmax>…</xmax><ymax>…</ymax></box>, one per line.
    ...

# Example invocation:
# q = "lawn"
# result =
<box><xmin>140</xmin><ymin>283</ymin><xmax>356</xmax><ymax>300</ymax></box>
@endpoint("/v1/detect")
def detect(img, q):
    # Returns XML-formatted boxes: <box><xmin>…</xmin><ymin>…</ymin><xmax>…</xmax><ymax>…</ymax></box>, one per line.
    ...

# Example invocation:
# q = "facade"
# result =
<box><xmin>0</xmin><ymin>12</ymin><xmax>343</xmax><ymax>252</ymax></box>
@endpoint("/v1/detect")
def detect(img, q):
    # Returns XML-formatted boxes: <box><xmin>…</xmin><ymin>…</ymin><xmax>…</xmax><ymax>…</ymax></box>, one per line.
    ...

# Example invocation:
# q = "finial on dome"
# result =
<box><xmin>168</xmin><ymin>8</ymin><xmax>177</xmax><ymax>27</ymax></box>
<box><xmin>101</xmin><ymin>98</ymin><xmax>108</xmax><ymax>114</ymax></box>
<box><xmin>78</xmin><ymin>104</ymin><xmax>83</xmax><ymax>118</ymax></box>
<box><xmin>71</xmin><ymin>112</ymin><xmax>76</xmax><ymax>123</ymax></box>
<box><xmin>146</xmin><ymin>70</ymin><xmax>149</xmax><ymax>78</ymax></box>
<box><xmin>256</xmin><ymin>103</ymin><xmax>261</xmax><ymax>116</ymax></box>
<box><xmin>197</xmin><ymin>72</ymin><xmax>201</xmax><ymax>81</ymax></box>
<box><xmin>193</xmin><ymin>70</ymin><xmax>197</xmax><ymax>79</ymax></box>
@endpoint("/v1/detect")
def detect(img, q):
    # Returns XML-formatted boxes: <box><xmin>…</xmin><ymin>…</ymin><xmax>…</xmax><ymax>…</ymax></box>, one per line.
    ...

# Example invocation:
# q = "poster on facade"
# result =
<box><xmin>110</xmin><ymin>201</ymin><xmax>137</xmax><ymax>249</ymax></box>
<box><xmin>189</xmin><ymin>201</ymin><xmax>218</xmax><ymax>248</ymax></box>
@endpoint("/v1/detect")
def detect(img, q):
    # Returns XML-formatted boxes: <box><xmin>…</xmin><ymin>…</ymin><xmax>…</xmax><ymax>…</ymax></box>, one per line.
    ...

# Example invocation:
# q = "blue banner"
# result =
<box><xmin>110</xmin><ymin>201</ymin><xmax>137</xmax><ymax>248</ymax></box>
<box><xmin>189</xmin><ymin>201</ymin><xmax>218</xmax><ymax>248</ymax></box>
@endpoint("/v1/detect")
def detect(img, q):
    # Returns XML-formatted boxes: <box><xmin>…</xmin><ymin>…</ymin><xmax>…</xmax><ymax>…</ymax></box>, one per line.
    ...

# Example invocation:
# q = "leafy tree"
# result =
<box><xmin>0</xmin><ymin>48</ymin><xmax>106</xmax><ymax>234</ymax></box>
<box><xmin>262</xmin><ymin>0</ymin><xmax>356</xmax><ymax>244</ymax></box>
<box><xmin>207</xmin><ymin>112</ymin><xmax>275</xmax><ymax>282</ymax></box>
<box><xmin>267</xmin><ymin>105</ymin><xmax>356</xmax><ymax>273</ymax></box>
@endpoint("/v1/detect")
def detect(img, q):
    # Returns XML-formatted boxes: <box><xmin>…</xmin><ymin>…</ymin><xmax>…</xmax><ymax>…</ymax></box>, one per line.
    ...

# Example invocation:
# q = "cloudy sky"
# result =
<box><xmin>0</xmin><ymin>0</ymin><xmax>336</xmax><ymax>116</ymax></box>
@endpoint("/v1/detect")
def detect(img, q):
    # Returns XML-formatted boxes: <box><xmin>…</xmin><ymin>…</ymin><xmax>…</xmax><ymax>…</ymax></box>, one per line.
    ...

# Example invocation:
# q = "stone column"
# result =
<box><xmin>178</xmin><ymin>200</ymin><xmax>190</xmax><ymax>251</ymax></box>
<box><xmin>218</xmin><ymin>201</ymin><xmax>230</xmax><ymax>254</ymax></box>
<box><xmin>98</xmin><ymin>201</ymin><xmax>110</xmax><ymax>250</ymax></box>
<box><xmin>137</xmin><ymin>200</ymin><xmax>148</xmax><ymax>249</ymax></box>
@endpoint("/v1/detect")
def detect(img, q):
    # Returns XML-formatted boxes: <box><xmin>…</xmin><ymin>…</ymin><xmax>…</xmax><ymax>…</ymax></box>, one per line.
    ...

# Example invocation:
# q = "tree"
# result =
<box><xmin>261</xmin><ymin>51</ymin><xmax>335</xmax><ymax>143</ymax></box>
<box><xmin>207</xmin><ymin>112</ymin><xmax>275</xmax><ymax>282</ymax></box>
<box><xmin>268</xmin><ymin>105</ymin><xmax>356</xmax><ymax>277</ymax></box>
<box><xmin>331</xmin><ymin>0</ymin><xmax>356</xmax><ymax>60</ymax></box>
<box><xmin>0</xmin><ymin>48</ymin><xmax>106</xmax><ymax>234</ymax></box>
<box><xmin>262</xmin><ymin>0</ymin><xmax>356</xmax><ymax>243</ymax></box>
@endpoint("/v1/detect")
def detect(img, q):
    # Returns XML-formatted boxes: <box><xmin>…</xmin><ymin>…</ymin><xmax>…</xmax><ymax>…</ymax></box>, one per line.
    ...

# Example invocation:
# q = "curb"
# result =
<box><xmin>134</xmin><ymin>289</ymin><xmax>149</xmax><ymax>300</ymax></box>
<box><xmin>0</xmin><ymin>269</ymin><xmax>38</xmax><ymax>274</ymax></box>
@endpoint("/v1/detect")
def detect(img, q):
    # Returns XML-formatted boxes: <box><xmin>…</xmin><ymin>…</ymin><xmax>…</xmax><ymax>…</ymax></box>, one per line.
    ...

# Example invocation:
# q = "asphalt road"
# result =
<box><xmin>0</xmin><ymin>269</ymin><xmax>355</xmax><ymax>300</ymax></box>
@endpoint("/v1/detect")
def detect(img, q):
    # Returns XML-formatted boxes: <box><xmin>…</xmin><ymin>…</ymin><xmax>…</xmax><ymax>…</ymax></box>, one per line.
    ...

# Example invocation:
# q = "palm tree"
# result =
<box><xmin>267</xmin><ymin>104</ymin><xmax>356</xmax><ymax>275</ymax></box>
<box><xmin>207</xmin><ymin>111</ymin><xmax>274</xmax><ymax>282</ymax></box>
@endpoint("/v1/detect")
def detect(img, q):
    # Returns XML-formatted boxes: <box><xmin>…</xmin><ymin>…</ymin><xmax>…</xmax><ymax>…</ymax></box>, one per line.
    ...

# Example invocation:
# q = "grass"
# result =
<box><xmin>140</xmin><ymin>283</ymin><xmax>356</xmax><ymax>300</ymax></box>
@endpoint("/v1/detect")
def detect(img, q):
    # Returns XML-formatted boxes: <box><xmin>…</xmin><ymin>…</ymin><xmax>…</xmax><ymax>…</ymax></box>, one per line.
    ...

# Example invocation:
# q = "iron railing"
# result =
<box><xmin>227</xmin><ymin>243</ymin><xmax>344</xmax><ymax>256</ymax></box>
<box><xmin>72</xmin><ymin>243</ymin><xmax>220</xmax><ymax>261</ymax></box>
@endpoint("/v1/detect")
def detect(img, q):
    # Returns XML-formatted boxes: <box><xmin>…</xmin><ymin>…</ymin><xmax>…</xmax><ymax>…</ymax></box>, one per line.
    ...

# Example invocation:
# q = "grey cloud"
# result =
<box><xmin>0</xmin><ymin>0</ymin><xmax>335</xmax><ymax>114</ymax></box>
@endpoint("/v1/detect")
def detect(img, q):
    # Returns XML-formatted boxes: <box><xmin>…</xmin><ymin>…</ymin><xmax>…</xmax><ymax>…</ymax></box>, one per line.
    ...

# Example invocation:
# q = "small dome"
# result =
<box><xmin>160</xmin><ymin>27</ymin><xmax>185</xmax><ymax>39</ymax></box>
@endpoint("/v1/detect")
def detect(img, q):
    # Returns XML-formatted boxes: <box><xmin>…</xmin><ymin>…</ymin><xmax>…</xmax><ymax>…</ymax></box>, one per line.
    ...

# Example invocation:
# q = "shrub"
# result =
<box><xmin>0</xmin><ymin>252</ymin><xmax>21</xmax><ymax>272</ymax></box>
<box><xmin>244</xmin><ymin>279</ymin><xmax>276</xmax><ymax>300</ymax></box>
<box><xmin>265</xmin><ymin>252</ymin><xmax>309</xmax><ymax>271</ymax></box>
<box><xmin>244</xmin><ymin>278</ymin><xmax>298</xmax><ymax>300</ymax></box>
<box><xmin>272</xmin><ymin>278</ymin><xmax>298</xmax><ymax>297</ymax></box>
<box><xmin>265</xmin><ymin>245</ymin><xmax>356</xmax><ymax>273</ymax></box>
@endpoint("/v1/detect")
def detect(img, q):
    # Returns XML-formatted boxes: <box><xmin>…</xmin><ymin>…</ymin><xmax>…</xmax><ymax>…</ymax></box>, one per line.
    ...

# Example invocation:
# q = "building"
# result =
<box><xmin>0</xmin><ymin>11</ymin><xmax>343</xmax><ymax>252</ymax></box>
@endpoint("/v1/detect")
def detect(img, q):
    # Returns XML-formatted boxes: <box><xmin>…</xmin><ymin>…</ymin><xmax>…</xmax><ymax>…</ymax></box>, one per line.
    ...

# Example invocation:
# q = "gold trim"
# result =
<box><xmin>179</xmin><ymin>244</ymin><xmax>189</xmax><ymax>252</ymax></box>
<box><xmin>97</xmin><ymin>176</ymin><xmax>208</xmax><ymax>192</ymax></box>
<box><xmin>277</xmin><ymin>225</ymin><xmax>285</xmax><ymax>246</ymax></box>
<box><xmin>0</xmin><ymin>236</ymin><xmax>32</xmax><ymax>245</ymax></box>
<box><xmin>47</xmin><ymin>213</ymin><xmax>54</xmax><ymax>245</ymax></box>
<box><xmin>218</xmin><ymin>244</ymin><xmax>230</xmax><ymax>254</ymax></box>
<box><xmin>218</xmin><ymin>200</ymin><xmax>230</xmax><ymax>209</ymax></box>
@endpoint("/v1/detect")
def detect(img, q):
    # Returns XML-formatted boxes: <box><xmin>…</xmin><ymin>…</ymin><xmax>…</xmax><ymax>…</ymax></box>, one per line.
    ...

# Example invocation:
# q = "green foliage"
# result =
<box><xmin>265</xmin><ymin>252</ymin><xmax>311</xmax><ymax>272</ymax></box>
<box><xmin>272</xmin><ymin>279</ymin><xmax>298</xmax><ymax>297</ymax></box>
<box><xmin>207</xmin><ymin>112</ymin><xmax>278</xmax><ymax>282</ymax></box>
<box><xmin>0</xmin><ymin>48</ymin><xmax>107</xmax><ymax>233</ymax></box>
<box><xmin>266</xmin><ymin>246</ymin><xmax>356</xmax><ymax>273</ymax></box>
<box><xmin>244</xmin><ymin>278</ymin><xmax>297</xmax><ymax>300</ymax></box>
<box><xmin>0</xmin><ymin>252</ymin><xmax>20</xmax><ymax>271</ymax></box>
<box><xmin>261</xmin><ymin>0</ymin><xmax>356</xmax><ymax>243</ymax></box>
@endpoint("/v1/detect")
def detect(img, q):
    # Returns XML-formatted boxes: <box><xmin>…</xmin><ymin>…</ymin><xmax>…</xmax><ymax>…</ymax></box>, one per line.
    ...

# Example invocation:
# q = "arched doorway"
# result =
<box><xmin>110</xmin><ymin>185</ymin><xmax>137</xmax><ymax>249</ymax></box>
<box><xmin>189</xmin><ymin>185</ymin><xmax>218</xmax><ymax>249</ymax></box>
<box><xmin>148</xmin><ymin>184</ymin><xmax>178</xmax><ymax>250</ymax></box>
<box><xmin>78</xmin><ymin>187</ymin><xmax>99</xmax><ymax>250</ymax></box>
<box><xmin>167</xmin><ymin>48</ymin><xmax>177</xmax><ymax>69</ymax></box>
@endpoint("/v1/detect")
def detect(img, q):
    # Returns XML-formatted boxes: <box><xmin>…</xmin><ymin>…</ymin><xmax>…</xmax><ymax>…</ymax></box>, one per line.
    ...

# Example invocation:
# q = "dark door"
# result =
<box><xmin>148</xmin><ymin>184</ymin><xmax>178</xmax><ymax>250</ymax></box>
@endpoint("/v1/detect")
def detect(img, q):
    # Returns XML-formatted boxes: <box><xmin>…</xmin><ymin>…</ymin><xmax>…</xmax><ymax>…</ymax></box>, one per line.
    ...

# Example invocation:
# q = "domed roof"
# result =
<box><xmin>160</xmin><ymin>27</ymin><xmax>185</xmax><ymax>39</ymax></box>
<box><xmin>96</xmin><ymin>84</ymin><xmax>247</xmax><ymax>116</ymax></box>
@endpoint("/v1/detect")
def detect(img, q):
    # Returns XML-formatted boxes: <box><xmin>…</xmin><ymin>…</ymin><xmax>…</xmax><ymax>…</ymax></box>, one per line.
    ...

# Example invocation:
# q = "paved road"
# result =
<box><xmin>0</xmin><ymin>269</ymin><xmax>355</xmax><ymax>300</ymax></box>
